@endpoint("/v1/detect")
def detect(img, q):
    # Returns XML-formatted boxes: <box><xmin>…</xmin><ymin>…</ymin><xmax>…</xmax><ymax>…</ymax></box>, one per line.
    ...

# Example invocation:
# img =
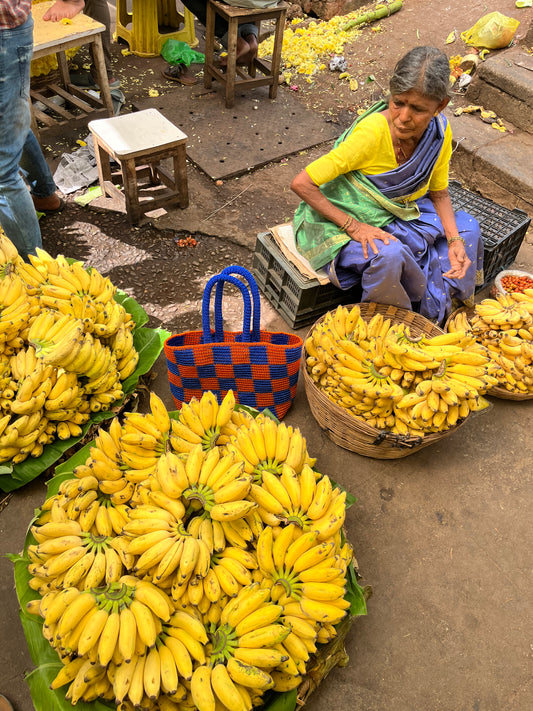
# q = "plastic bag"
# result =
<box><xmin>161</xmin><ymin>39</ymin><xmax>205</xmax><ymax>66</ymax></box>
<box><xmin>461</xmin><ymin>12</ymin><xmax>520</xmax><ymax>49</ymax></box>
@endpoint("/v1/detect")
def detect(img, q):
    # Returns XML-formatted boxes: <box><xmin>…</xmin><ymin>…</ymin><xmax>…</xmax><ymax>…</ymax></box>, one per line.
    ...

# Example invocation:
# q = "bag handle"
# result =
<box><xmin>214</xmin><ymin>266</ymin><xmax>261</xmax><ymax>342</ymax></box>
<box><xmin>202</xmin><ymin>273</ymin><xmax>254</xmax><ymax>344</ymax></box>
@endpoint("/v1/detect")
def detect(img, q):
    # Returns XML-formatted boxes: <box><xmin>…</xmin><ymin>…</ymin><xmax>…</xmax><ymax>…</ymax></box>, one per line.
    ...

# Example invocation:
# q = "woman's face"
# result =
<box><xmin>389</xmin><ymin>89</ymin><xmax>449</xmax><ymax>142</ymax></box>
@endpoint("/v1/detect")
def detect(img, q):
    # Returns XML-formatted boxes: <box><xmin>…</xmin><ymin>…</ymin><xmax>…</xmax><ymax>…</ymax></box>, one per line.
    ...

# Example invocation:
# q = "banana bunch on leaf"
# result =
<box><xmin>0</xmin><ymin>233</ymin><xmax>146</xmax><ymax>468</ymax></box>
<box><xmin>306</xmin><ymin>305</ymin><xmax>498</xmax><ymax>437</ymax></box>
<box><xmin>449</xmin><ymin>292</ymin><xmax>533</xmax><ymax>395</ymax></box>
<box><xmin>18</xmin><ymin>390</ymin><xmax>363</xmax><ymax>710</ymax></box>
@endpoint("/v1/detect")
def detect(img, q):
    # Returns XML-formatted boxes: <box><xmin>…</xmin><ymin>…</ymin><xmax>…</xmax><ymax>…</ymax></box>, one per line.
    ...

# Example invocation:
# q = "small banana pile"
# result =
<box><xmin>306</xmin><ymin>305</ymin><xmax>498</xmax><ymax>437</ymax></box>
<box><xmin>25</xmin><ymin>390</ymin><xmax>355</xmax><ymax>710</ymax></box>
<box><xmin>448</xmin><ymin>291</ymin><xmax>533</xmax><ymax>395</ymax></box>
<box><xmin>0</xmin><ymin>232</ymin><xmax>140</xmax><ymax>464</ymax></box>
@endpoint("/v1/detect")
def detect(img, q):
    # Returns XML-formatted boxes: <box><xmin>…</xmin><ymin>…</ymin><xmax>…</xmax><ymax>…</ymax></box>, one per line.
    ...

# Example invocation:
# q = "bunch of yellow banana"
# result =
<box><xmin>118</xmin><ymin>392</ymin><xmax>172</xmax><ymax>478</ymax></box>
<box><xmin>0</xmin><ymin>270</ymin><xmax>38</xmax><ymax>355</ymax></box>
<box><xmin>24</xmin><ymin>391</ymin><xmax>354</xmax><ymax>708</ymax></box>
<box><xmin>120</xmin><ymin>417</ymin><xmax>167</xmax><ymax>472</ymax></box>
<box><xmin>169</xmin><ymin>390</ymin><xmax>235</xmax><ymax>453</ymax></box>
<box><xmin>0</xmin><ymin>236</ymin><xmax>141</xmax><ymax>454</ymax></box>
<box><xmin>255</xmin><ymin>526</ymin><xmax>349</xmax><ymax>627</ymax></box>
<box><xmin>27</xmin><ymin>518</ymin><xmax>124</xmax><ymax>592</ymax></box>
<box><xmin>306</xmin><ymin>304</ymin><xmax>498</xmax><ymax>435</ymax></box>
<box><xmin>451</xmin><ymin>292</ymin><xmax>533</xmax><ymax>395</ymax></box>
<box><xmin>472</xmin><ymin>292</ymin><xmax>533</xmax><ymax>330</ymax></box>
<box><xmin>31</xmin><ymin>576</ymin><xmax>180</xmax><ymax>683</ymax></box>
<box><xmin>0</xmin><ymin>228</ymin><xmax>22</xmax><ymax>265</ymax></box>
<box><xmin>246</xmin><ymin>465</ymin><xmax>346</xmax><ymax>541</ymax></box>
<box><xmin>118</xmin><ymin>503</ymin><xmax>214</xmax><ymax>604</ymax></box>
<box><xmin>393</xmin><ymin>352</ymin><xmax>497</xmax><ymax>433</ymax></box>
<box><xmin>0</xmin><ymin>355</ymin><xmax>63</xmax><ymax>461</ymax></box>
<box><xmin>225</xmin><ymin>415</ymin><xmax>314</xmax><ymax>482</ymax></box>
<box><xmin>447</xmin><ymin>308</ymin><xmax>473</xmax><ymax>334</ymax></box>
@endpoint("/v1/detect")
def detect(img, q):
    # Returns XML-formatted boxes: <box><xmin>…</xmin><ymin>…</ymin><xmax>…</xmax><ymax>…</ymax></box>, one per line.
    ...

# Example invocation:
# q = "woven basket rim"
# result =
<box><xmin>303</xmin><ymin>302</ymin><xmax>469</xmax><ymax>459</ymax></box>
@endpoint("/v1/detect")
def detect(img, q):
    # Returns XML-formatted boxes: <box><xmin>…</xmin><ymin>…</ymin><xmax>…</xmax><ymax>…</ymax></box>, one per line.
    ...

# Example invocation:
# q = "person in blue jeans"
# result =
<box><xmin>0</xmin><ymin>0</ymin><xmax>78</xmax><ymax>260</ymax></box>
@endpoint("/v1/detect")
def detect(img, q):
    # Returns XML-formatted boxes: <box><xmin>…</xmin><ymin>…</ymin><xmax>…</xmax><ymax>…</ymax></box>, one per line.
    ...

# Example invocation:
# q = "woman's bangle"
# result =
<box><xmin>447</xmin><ymin>234</ymin><xmax>465</xmax><ymax>246</ymax></box>
<box><xmin>340</xmin><ymin>216</ymin><xmax>353</xmax><ymax>231</ymax></box>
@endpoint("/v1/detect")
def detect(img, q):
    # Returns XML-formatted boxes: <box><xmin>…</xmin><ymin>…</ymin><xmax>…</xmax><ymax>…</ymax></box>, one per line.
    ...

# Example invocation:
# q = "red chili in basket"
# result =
<box><xmin>501</xmin><ymin>275</ymin><xmax>533</xmax><ymax>293</ymax></box>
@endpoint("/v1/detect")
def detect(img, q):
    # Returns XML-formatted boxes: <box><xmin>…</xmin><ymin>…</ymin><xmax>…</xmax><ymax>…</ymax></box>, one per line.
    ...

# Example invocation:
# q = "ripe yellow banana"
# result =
<box><xmin>227</xmin><ymin>660</ymin><xmax>274</xmax><ymax>691</ymax></box>
<box><xmin>191</xmin><ymin>664</ymin><xmax>215</xmax><ymax>711</ymax></box>
<box><xmin>211</xmin><ymin>662</ymin><xmax>248</xmax><ymax>710</ymax></box>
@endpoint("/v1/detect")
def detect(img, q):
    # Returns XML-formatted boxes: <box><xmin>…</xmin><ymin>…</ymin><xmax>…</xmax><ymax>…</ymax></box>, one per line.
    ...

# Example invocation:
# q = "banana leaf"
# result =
<box><xmin>0</xmin><ymin>291</ymin><xmax>170</xmax><ymax>493</ymax></box>
<box><xmin>11</xmin><ymin>429</ymin><xmax>367</xmax><ymax>711</ymax></box>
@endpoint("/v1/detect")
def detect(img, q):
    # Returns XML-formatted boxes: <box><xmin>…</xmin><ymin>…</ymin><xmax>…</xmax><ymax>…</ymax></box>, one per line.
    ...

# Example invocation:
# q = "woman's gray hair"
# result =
<box><xmin>389</xmin><ymin>46</ymin><xmax>450</xmax><ymax>101</ymax></box>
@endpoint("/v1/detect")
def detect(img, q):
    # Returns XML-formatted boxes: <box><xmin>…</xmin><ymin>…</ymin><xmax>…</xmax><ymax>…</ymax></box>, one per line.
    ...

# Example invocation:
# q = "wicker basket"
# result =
<box><xmin>445</xmin><ymin>307</ymin><xmax>533</xmax><ymax>401</ymax></box>
<box><xmin>303</xmin><ymin>302</ymin><xmax>471</xmax><ymax>459</ymax></box>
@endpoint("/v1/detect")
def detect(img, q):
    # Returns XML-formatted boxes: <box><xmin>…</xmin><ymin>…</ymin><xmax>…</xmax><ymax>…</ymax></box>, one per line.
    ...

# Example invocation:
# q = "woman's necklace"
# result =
<box><xmin>395</xmin><ymin>139</ymin><xmax>409</xmax><ymax>164</ymax></box>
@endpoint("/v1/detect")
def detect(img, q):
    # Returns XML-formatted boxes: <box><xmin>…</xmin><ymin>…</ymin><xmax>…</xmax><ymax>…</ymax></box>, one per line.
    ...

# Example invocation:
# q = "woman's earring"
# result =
<box><xmin>434</xmin><ymin>112</ymin><xmax>439</xmax><ymax>117</ymax></box>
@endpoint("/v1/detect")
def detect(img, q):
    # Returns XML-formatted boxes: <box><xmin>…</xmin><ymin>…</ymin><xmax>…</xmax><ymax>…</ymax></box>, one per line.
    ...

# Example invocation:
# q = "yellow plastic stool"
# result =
<box><xmin>116</xmin><ymin>0</ymin><xmax>198</xmax><ymax>57</ymax></box>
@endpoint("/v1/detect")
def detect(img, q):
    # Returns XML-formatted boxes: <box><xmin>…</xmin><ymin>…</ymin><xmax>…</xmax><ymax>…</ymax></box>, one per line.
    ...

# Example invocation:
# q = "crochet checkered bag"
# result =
<box><xmin>164</xmin><ymin>266</ymin><xmax>303</xmax><ymax>419</ymax></box>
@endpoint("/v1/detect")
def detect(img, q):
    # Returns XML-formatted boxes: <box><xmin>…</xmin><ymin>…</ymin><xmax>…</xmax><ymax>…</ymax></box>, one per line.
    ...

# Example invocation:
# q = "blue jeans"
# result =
<box><xmin>0</xmin><ymin>17</ymin><xmax>43</xmax><ymax>260</ymax></box>
<box><xmin>20</xmin><ymin>130</ymin><xmax>57</xmax><ymax>200</ymax></box>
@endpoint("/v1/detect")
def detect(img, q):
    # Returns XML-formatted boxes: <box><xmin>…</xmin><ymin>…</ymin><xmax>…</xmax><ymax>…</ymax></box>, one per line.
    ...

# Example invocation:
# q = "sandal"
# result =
<box><xmin>162</xmin><ymin>64</ymin><xmax>198</xmax><ymax>86</ymax></box>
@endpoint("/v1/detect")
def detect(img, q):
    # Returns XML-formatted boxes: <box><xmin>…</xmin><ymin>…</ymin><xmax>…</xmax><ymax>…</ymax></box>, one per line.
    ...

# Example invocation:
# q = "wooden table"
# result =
<box><xmin>31</xmin><ymin>1</ymin><xmax>114</xmax><ymax>140</ymax></box>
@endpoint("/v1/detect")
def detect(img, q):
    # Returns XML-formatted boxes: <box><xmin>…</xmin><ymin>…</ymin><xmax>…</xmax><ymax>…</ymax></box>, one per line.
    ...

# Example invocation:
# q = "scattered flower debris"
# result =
<box><xmin>175</xmin><ymin>235</ymin><xmax>198</xmax><ymax>248</ymax></box>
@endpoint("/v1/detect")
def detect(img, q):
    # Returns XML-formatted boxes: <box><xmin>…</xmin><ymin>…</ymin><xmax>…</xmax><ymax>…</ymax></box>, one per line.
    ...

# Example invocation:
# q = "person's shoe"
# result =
<box><xmin>32</xmin><ymin>194</ymin><xmax>65</xmax><ymax>215</ymax></box>
<box><xmin>0</xmin><ymin>694</ymin><xmax>14</xmax><ymax>711</ymax></box>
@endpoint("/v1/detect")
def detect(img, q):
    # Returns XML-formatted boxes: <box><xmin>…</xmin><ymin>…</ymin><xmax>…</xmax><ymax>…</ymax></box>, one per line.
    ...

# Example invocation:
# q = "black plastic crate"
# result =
<box><xmin>449</xmin><ymin>180</ymin><xmax>531</xmax><ymax>289</ymax></box>
<box><xmin>253</xmin><ymin>231</ymin><xmax>360</xmax><ymax>329</ymax></box>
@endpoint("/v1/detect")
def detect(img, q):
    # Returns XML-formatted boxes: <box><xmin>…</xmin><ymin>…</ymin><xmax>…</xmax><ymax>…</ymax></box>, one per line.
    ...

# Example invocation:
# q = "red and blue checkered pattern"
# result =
<box><xmin>164</xmin><ymin>266</ymin><xmax>303</xmax><ymax>419</ymax></box>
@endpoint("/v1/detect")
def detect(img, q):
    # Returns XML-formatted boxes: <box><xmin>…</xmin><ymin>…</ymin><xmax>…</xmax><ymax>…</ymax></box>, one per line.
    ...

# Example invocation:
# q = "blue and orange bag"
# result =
<box><xmin>164</xmin><ymin>266</ymin><xmax>303</xmax><ymax>419</ymax></box>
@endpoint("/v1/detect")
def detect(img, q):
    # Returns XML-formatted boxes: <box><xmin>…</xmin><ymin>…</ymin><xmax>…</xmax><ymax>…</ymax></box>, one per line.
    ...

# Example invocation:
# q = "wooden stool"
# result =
<box><xmin>30</xmin><ymin>2</ymin><xmax>114</xmax><ymax>142</ymax></box>
<box><xmin>116</xmin><ymin>0</ymin><xmax>198</xmax><ymax>57</ymax></box>
<box><xmin>89</xmin><ymin>109</ymin><xmax>189</xmax><ymax>225</ymax></box>
<box><xmin>204</xmin><ymin>0</ymin><xmax>288</xmax><ymax>108</ymax></box>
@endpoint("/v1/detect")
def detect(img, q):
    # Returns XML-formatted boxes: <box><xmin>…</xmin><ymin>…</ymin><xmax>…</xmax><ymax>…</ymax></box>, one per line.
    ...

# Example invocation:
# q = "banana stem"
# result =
<box><xmin>341</xmin><ymin>0</ymin><xmax>403</xmax><ymax>32</ymax></box>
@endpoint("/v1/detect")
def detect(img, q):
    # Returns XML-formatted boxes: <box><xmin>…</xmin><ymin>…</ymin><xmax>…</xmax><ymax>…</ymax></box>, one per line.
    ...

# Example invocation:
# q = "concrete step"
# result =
<box><xmin>447</xmin><ymin>106</ymin><xmax>533</xmax><ymax>216</ymax></box>
<box><xmin>446</xmin><ymin>39</ymin><xmax>533</xmax><ymax>217</ymax></box>
<box><xmin>464</xmin><ymin>47</ymin><xmax>533</xmax><ymax>134</ymax></box>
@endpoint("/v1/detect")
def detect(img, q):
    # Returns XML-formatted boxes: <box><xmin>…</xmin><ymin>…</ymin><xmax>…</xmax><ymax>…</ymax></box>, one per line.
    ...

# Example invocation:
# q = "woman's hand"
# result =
<box><xmin>346</xmin><ymin>221</ymin><xmax>397</xmax><ymax>260</ymax></box>
<box><xmin>443</xmin><ymin>240</ymin><xmax>471</xmax><ymax>279</ymax></box>
<box><xmin>290</xmin><ymin>170</ymin><xmax>397</xmax><ymax>259</ymax></box>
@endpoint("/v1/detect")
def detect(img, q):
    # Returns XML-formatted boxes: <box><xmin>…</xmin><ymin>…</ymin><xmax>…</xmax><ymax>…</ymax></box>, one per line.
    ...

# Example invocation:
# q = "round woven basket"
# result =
<box><xmin>303</xmin><ymin>302</ymin><xmax>470</xmax><ymax>459</ymax></box>
<box><xmin>445</xmin><ymin>307</ymin><xmax>533</xmax><ymax>401</ymax></box>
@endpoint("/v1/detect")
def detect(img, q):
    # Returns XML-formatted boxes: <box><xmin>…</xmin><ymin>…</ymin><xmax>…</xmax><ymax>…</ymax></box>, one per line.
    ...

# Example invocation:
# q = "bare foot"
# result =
<box><xmin>243</xmin><ymin>33</ymin><xmax>258</xmax><ymax>64</ymax></box>
<box><xmin>220</xmin><ymin>36</ymin><xmax>254</xmax><ymax>67</ymax></box>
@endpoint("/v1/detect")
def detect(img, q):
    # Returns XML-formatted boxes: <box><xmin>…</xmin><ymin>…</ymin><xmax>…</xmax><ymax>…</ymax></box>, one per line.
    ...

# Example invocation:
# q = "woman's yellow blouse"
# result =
<box><xmin>305</xmin><ymin>112</ymin><xmax>453</xmax><ymax>202</ymax></box>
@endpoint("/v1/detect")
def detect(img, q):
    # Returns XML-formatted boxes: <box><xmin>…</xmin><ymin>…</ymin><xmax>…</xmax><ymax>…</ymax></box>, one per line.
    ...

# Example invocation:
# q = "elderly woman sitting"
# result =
<box><xmin>290</xmin><ymin>46</ymin><xmax>484</xmax><ymax>325</ymax></box>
